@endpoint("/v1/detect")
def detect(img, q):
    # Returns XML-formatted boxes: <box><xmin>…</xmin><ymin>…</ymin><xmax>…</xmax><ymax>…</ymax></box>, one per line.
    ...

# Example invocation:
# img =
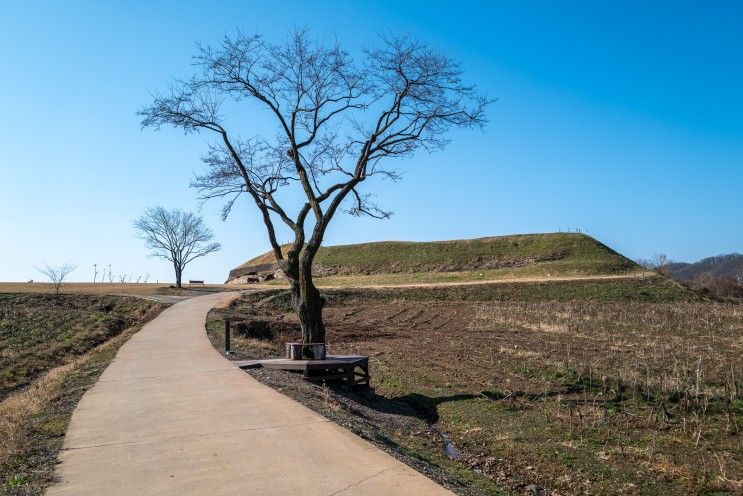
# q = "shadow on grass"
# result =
<box><xmin>346</xmin><ymin>388</ymin><xmax>587</xmax><ymax>424</ymax></box>
<box><xmin>349</xmin><ymin>391</ymin><xmax>501</xmax><ymax>423</ymax></box>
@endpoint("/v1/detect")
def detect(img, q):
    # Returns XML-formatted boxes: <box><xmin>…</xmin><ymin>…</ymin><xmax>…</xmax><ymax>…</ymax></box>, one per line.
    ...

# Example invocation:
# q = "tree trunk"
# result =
<box><xmin>286</xmin><ymin>257</ymin><xmax>325</xmax><ymax>347</ymax></box>
<box><xmin>276</xmin><ymin>240</ymin><xmax>326</xmax><ymax>354</ymax></box>
<box><xmin>175</xmin><ymin>264</ymin><xmax>182</xmax><ymax>288</ymax></box>
<box><xmin>298</xmin><ymin>279</ymin><xmax>325</xmax><ymax>344</ymax></box>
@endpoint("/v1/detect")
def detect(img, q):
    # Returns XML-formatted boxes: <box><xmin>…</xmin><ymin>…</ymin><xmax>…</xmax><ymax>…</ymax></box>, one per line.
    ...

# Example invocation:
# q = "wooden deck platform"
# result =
<box><xmin>233</xmin><ymin>355</ymin><xmax>370</xmax><ymax>390</ymax></box>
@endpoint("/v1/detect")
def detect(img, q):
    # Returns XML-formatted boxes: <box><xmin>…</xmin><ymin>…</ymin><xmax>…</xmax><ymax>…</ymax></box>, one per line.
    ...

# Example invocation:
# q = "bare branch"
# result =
<box><xmin>347</xmin><ymin>188</ymin><xmax>392</xmax><ymax>219</ymax></box>
<box><xmin>36</xmin><ymin>263</ymin><xmax>76</xmax><ymax>294</ymax></box>
<box><xmin>140</xmin><ymin>29</ymin><xmax>491</xmax><ymax>343</ymax></box>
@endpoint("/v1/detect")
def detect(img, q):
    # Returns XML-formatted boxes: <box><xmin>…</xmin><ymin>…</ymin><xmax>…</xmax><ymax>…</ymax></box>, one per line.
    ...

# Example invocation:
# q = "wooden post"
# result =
<box><xmin>285</xmin><ymin>342</ymin><xmax>326</xmax><ymax>360</ymax></box>
<box><xmin>286</xmin><ymin>342</ymin><xmax>302</xmax><ymax>360</ymax></box>
<box><xmin>305</xmin><ymin>343</ymin><xmax>326</xmax><ymax>360</ymax></box>
<box><xmin>224</xmin><ymin>319</ymin><xmax>231</xmax><ymax>354</ymax></box>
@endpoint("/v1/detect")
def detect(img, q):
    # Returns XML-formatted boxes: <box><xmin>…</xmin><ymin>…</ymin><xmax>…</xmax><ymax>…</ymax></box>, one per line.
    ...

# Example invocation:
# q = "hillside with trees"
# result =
<box><xmin>667</xmin><ymin>253</ymin><xmax>743</xmax><ymax>282</ymax></box>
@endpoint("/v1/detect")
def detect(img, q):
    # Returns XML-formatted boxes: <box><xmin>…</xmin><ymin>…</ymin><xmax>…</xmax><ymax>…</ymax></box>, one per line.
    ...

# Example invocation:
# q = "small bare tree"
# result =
<box><xmin>36</xmin><ymin>263</ymin><xmax>76</xmax><ymax>294</ymax></box>
<box><xmin>133</xmin><ymin>207</ymin><xmax>221</xmax><ymax>288</ymax></box>
<box><xmin>637</xmin><ymin>253</ymin><xmax>671</xmax><ymax>274</ymax></box>
<box><xmin>140</xmin><ymin>30</ymin><xmax>489</xmax><ymax>346</ymax></box>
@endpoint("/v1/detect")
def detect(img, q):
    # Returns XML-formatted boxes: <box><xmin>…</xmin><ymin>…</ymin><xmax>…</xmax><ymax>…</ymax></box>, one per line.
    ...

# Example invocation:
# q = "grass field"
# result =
<box><xmin>0</xmin><ymin>294</ymin><xmax>167</xmax><ymax>495</ymax></box>
<box><xmin>208</xmin><ymin>278</ymin><xmax>741</xmax><ymax>495</ymax></box>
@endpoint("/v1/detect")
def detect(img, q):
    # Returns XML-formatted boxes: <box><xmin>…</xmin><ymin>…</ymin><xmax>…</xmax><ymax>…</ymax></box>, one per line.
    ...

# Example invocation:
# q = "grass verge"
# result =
<box><xmin>0</xmin><ymin>294</ymin><xmax>166</xmax><ymax>495</ymax></box>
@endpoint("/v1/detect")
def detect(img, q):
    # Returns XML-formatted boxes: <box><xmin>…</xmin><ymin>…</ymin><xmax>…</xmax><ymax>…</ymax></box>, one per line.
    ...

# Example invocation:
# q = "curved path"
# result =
<box><xmin>48</xmin><ymin>292</ymin><xmax>451</xmax><ymax>495</ymax></box>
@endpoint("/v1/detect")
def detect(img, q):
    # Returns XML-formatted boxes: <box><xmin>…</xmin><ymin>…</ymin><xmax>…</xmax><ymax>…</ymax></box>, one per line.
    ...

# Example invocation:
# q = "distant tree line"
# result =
<box><xmin>637</xmin><ymin>253</ymin><xmax>743</xmax><ymax>301</ymax></box>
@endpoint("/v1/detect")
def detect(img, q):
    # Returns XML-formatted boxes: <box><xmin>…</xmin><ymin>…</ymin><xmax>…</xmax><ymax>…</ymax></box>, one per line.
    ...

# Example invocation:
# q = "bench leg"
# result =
<box><xmin>346</xmin><ymin>367</ymin><xmax>354</xmax><ymax>392</ymax></box>
<box><xmin>359</xmin><ymin>363</ymin><xmax>370</xmax><ymax>387</ymax></box>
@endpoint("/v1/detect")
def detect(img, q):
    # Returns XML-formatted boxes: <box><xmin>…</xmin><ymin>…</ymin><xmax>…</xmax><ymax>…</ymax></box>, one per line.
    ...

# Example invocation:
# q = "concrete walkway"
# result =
<box><xmin>48</xmin><ymin>292</ymin><xmax>451</xmax><ymax>496</ymax></box>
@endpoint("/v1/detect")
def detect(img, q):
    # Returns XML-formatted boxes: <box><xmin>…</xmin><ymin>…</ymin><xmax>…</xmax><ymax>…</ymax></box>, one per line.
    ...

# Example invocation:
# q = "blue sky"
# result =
<box><xmin>1</xmin><ymin>1</ymin><xmax>741</xmax><ymax>283</ymax></box>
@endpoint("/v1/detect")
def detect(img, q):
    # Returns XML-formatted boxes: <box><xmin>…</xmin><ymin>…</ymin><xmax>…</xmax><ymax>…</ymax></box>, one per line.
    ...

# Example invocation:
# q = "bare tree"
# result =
<box><xmin>36</xmin><ymin>263</ymin><xmax>77</xmax><ymax>294</ymax></box>
<box><xmin>140</xmin><ymin>30</ymin><xmax>489</xmax><ymax>346</ymax></box>
<box><xmin>637</xmin><ymin>253</ymin><xmax>671</xmax><ymax>273</ymax></box>
<box><xmin>133</xmin><ymin>207</ymin><xmax>221</xmax><ymax>288</ymax></box>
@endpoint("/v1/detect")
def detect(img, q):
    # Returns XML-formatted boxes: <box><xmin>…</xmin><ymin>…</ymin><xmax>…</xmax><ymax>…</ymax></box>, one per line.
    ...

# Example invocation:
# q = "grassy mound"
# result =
<box><xmin>229</xmin><ymin>233</ymin><xmax>643</xmax><ymax>284</ymax></box>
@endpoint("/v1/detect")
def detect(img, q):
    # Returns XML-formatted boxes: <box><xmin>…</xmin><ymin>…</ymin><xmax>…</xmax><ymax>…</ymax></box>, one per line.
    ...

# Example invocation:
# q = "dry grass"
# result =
<box><xmin>0</xmin><ymin>361</ymin><xmax>76</xmax><ymax>472</ymax></box>
<box><xmin>466</xmin><ymin>301</ymin><xmax>742</xmax><ymax>404</ymax></box>
<box><xmin>0</xmin><ymin>325</ymin><xmax>150</xmax><ymax>494</ymax></box>
<box><xmin>0</xmin><ymin>283</ymin><xmax>244</xmax><ymax>296</ymax></box>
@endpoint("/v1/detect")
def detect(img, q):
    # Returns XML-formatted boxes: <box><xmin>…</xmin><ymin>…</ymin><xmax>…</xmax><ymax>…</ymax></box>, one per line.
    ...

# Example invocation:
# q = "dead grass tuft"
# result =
<box><xmin>0</xmin><ymin>359</ymin><xmax>78</xmax><ymax>469</ymax></box>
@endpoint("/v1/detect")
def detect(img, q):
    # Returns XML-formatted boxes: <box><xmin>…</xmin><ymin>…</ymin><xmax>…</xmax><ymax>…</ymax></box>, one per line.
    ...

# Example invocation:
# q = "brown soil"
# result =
<box><xmin>207</xmin><ymin>288</ymin><xmax>742</xmax><ymax>496</ymax></box>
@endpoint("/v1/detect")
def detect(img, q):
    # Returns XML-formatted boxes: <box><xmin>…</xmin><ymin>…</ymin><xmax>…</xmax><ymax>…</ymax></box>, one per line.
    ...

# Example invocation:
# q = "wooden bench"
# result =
<box><xmin>234</xmin><ymin>355</ymin><xmax>370</xmax><ymax>391</ymax></box>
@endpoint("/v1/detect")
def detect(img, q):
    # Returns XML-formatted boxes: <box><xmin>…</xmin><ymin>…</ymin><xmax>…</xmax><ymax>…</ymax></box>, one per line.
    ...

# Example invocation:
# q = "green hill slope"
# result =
<box><xmin>227</xmin><ymin>233</ymin><xmax>645</xmax><ymax>284</ymax></box>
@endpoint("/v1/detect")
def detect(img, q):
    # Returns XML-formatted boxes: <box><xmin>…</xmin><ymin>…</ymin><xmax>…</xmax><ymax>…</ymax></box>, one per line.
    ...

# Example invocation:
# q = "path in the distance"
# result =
<box><xmin>316</xmin><ymin>271</ymin><xmax>656</xmax><ymax>290</ymax></box>
<box><xmin>48</xmin><ymin>292</ymin><xmax>451</xmax><ymax>496</ymax></box>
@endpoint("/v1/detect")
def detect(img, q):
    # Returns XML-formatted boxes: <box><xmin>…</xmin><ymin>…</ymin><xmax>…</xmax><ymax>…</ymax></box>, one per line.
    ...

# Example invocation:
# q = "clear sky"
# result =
<box><xmin>1</xmin><ymin>1</ymin><xmax>741</xmax><ymax>283</ymax></box>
